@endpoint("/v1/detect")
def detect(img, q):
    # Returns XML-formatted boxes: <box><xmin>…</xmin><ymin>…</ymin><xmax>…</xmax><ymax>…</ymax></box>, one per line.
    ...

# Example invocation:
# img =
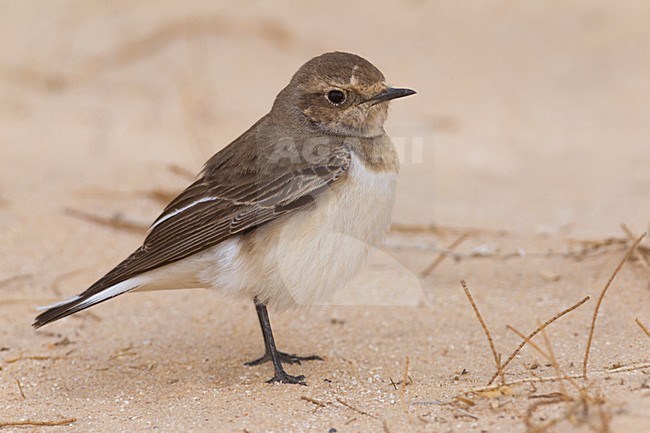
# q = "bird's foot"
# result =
<box><xmin>245</xmin><ymin>351</ymin><xmax>323</xmax><ymax>366</ymax></box>
<box><xmin>266</xmin><ymin>371</ymin><xmax>306</xmax><ymax>385</ymax></box>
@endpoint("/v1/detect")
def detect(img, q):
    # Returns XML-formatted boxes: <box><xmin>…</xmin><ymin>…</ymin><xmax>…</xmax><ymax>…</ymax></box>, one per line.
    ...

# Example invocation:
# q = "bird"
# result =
<box><xmin>33</xmin><ymin>51</ymin><xmax>416</xmax><ymax>385</ymax></box>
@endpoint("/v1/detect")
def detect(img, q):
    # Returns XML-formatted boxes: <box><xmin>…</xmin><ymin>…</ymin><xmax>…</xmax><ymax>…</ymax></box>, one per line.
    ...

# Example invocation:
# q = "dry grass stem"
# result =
<box><xmin>76</xmin><ymin>187</ymin><xmax>177</xmax><ymax>204</ymax></box>
<box><xmin>524</xmin><ymin>395</ymin><xmax>571</xmax><ymax>432</ymax></box>
<box><xmin>487</xmin><ymin>296</ymin><xmax>590</xmax><ymax>385</ymax></box>
<box><xmin>583</xmin><ymin>232</ymin><xmax>646</xmax><ymax>379</ymax></box>
<box><xmin>0</xmin><ymin>274</ymin><xmax>32</xmax><ymax>289</ymax></box>
<box><xmin>453</xmin><ymin>407</ymin><xmax>479</xmax><ymax>420</ymax></box>
<box><xmin>15</xmin><ymin>378</ymin><xmax>26</xmax><ymax>399</ymax></box>
<box><xmin>300</xmin><ymin>395</ymin><xmax>327</xmax><ymax>409</ymax></box>
<box><xmin>540</xmin><ymin>327</ymin><xmax>572</xmax><ymax>394</ymax></box>
<box><xmin>421</xmin><ymin>234</ymin><xmax>468</xmax><ymax>277</ymax></box>
<box><xmin>0</xmin><ymin>298</ymin><xmax>54</xmax><ymax>306</ymax></box>
<box><xmin>87</xmin><ymin>15</ymin><xmax>292</xmax><ymax>71</ymax></box>
<box><xmin>64</xmin><ymin>208</ymin><xmax>148</xmax><ymax>234</ymax></box>
<box><xmin>109</xmin><ymin>344</ymin><xmax>137</xmax><ymax>361</ymax></box>
<box><xmin>4</xmin><ymin>355</ymin><xmax>68</xmax><ymax>364</ymax></box>
<box><xmin>385</xmin><ymin>237</ymin><xmax>634</xmax><ymax>261</ymax></box>
<box><xmin>460</xmin><ymin>280</ymin><xmax>505</xmax><ymax>385</ymax></box>
<box><xmin>464</xmin><ymin>363</ymin><xmax>650</xmax><ymax>395</ymax></box>
<box><xmin>525</xmin><ymin>325</ymin><xmax>611</xmax><ymax>433</ymax></box>
<box><xmin>454</xmin><ymin>396</ymin><xmax>475</xmax><ymax>406</ymax></box>
<box><xmin>476</xmin><ymin>318</ymin><xmax>620</xmax><ymax>432</ymax></box>
<box><xmin>0</xmin><ymin>418</ymin><xmax>76</xmax><ymax>427</ymax></box>
<box><xmin>506</xmin><ymin>325</ymin><xmax>551</xmax><ymax>361</ymax></box>
<box><xmin>390</xmin><ymin>223</ymin><xmax>510</xmax><ymax>237</ymax></box>
<box><xmin>400</xmin><ymin>356</ymin><xmax>413</xmax><ymax>422</ymax></box>
<box><xmin>522</xmin><ymin>325</ymin><xmax>611</xmax><ymax>432</ymax></box>
<box><xmin>636</xmin><ymin>318</ymin><xmax>650</xmax><ymax>337</ymax></box>
<box><xmin>335</xmin><ymin>397</ymin><xmax>377</xmax><ymax>419</ymax></box>
<box><xmin>598</xmin><ymin>362</ymin><xmax>649</xmax><ymax>374</ymax></box>
<box><xmin>138</xmin><ymin>189</ymin><xmax>176</xmax><ymax>203</ymax></box>
<box><xmin>620</xmin><ymin>223</ymin><xmax>649</xmax><ymax>268</ymax></box>
<box><xmin>167</xmin><ymin>164</ymin><xmax>196</xmax><ymax>181</ymax></box>
<box><xmin>390</xmin><ymin>223</ymin><xmax>447</xmax><ymax>235</ymax></box>
<box><xmin>51</xmin><ymin>268</ymin><xmax>91</xmax><ymax>298</ymax></box>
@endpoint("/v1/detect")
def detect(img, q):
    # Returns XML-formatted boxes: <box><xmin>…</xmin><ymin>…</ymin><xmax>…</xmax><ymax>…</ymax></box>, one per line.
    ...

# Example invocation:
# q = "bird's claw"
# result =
<box><xmin>245</xmin><ymin>351</ymin><xmax>323</xmax><ymax>366</ymax></box>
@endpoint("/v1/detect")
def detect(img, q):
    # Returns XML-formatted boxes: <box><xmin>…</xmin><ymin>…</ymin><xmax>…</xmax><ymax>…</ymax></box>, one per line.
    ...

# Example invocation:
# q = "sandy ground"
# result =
<box><xmin>1</xmin><ymin>1</ymin><xmax>649</xmax><ymax>432</ymax></box>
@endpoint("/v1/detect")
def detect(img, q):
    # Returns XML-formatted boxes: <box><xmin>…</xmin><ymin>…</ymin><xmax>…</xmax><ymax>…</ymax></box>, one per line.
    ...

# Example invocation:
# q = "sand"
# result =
<box><xmin>1</xmin><ymin>1</ymin><xmax>649</xmax><ymax>432</ymax></box>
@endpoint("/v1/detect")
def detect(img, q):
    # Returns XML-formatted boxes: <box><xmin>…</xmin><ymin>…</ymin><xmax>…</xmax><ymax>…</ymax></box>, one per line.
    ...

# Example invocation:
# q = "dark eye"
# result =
<box><xmin>326</xmin><ymin>90</ymin><xmax>346</xmax><ymax>105</ymax></box>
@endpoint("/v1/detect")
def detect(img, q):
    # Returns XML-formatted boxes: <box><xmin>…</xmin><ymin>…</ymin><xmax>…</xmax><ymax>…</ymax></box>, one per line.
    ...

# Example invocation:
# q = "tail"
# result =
<box><xmin>33</xmin><ymin>277</ymin><xmax>144</xmax><ymax>328</ymax></box>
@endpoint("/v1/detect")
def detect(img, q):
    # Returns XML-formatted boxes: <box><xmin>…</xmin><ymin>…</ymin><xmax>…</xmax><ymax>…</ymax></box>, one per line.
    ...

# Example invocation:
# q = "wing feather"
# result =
<box><xmin>34</xmin><ymin>146</ymin><xmax>351</xmax><ymax>327</ymax></box>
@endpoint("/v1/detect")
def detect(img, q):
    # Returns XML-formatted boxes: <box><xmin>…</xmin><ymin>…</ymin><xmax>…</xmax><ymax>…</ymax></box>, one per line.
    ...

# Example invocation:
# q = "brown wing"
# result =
<box><xmin>33</xmin><ymin>147</ymin><xmax>350</xmax><ymax>327</ymax></box>
<box><xmin>134</xmin><ymin>161</ymin><xmax>350</xmax><ymax>274</ymax></box>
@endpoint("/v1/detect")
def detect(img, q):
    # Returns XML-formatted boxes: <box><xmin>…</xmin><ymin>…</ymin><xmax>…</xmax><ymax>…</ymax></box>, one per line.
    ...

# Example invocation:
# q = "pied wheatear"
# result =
<box><xmin>34</xmin><ymin>51</ymin><xmax>416</xmax><ymax>384</ymax></box>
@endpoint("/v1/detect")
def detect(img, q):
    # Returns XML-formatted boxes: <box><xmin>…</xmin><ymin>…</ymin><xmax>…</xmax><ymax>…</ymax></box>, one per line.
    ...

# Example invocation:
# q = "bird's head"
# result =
<box><xmin>274</xmin><ymin>52</ymin><xmax>415</xmax><ymax>138</ymax></box>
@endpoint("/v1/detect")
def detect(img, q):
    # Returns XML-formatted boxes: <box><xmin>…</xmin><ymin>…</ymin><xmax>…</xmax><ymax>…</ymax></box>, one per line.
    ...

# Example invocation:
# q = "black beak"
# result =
<box><xmin>365</xmin><ymin>87</ymin><xmax>416</xmax><ymax>105</ymax></box>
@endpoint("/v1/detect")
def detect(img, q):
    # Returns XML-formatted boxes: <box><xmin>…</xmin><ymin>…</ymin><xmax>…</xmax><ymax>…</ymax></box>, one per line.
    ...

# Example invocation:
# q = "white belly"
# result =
<box><xmin>195</xmin><ymin>153</ymin><xmax>398</xmax><ymax>309</ymax></box>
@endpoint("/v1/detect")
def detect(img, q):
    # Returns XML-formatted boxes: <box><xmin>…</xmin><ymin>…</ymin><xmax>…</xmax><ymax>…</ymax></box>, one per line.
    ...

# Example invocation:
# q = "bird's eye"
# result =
<box><xmin>326</xmin><ymin>90</ymin><xmax>346</xmax><ymax>105</ymax></box>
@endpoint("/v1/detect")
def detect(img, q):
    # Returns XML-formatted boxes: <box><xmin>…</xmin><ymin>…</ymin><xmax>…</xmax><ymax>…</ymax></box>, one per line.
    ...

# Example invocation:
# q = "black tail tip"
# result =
<box><xmin>32</xmin><ymin>314</ymin><xmax>49</xmax><ymax>329</ymax></box>
<box><xmin>32</xmin><ymin>308</ymin><xmax>61</xmax><ymax>329</ymax></box>
<box><xmin>32</xmin><ymin>319</ymin><xmax>45</xmax><ymax>329</ymax></box>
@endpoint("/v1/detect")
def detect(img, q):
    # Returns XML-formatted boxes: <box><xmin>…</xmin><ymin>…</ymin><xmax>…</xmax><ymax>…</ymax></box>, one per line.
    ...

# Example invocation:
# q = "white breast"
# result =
<box><xmin>251</xmin><ymin>153</ymin><xmax>398</xmax><ymax>308</ymax></box>
<box><xmin>176</xmin><ymin>153</ymin><xmax>398</xmax><ymax>309</ymax></box>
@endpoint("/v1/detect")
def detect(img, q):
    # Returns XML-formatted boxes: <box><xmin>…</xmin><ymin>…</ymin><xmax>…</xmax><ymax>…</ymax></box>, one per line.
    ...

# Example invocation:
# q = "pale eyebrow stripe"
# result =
<box><xmin>149</xmin><ymin>196</ymin><xmax>219</xmax><ymax>231</ymax></box>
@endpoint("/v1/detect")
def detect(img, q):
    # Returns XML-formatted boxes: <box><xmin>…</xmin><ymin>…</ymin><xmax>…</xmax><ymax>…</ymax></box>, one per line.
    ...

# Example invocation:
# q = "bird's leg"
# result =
<box><xmin>245</xmin><ymin>299</ymin><xmax>321</xmax><ymax>385</ymax></box>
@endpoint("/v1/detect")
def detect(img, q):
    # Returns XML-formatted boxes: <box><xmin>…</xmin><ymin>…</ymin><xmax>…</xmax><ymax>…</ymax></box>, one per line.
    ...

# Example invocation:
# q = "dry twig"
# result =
<box><xmin>336</xmin><ymin>397</ymin><xmax>377</xmax><ymax>419</ymax></box>
<box><xmin>300</xmin><ymin>395</ymin><xmax>326</xmax><ymax>408</ymax></box>
<box><xmin>51</xmin><ymin>268</ymin><xmax>89</xmax><ymax>297</ymax></box>
<box><xmin>391</xmin><ymin>223</ymin><xmax>511</xmax><ymax>238</ymax></box>
<box><xmin>583</xmin><ymin>233</ymin><xmax>646</xmax><ymax>379</ymax></box>
<box><xmin>421</xmin><ymin>234</ymin><xmax>468</xmax><ymax>277</ymax></box>
<box><xmin>460</xmin><ymin>280</ymin><xmax>505</xmax><ymax>385</ymax></box>
<box><xmin>0</xmin><ymin>274</ymin><xmax>32</xmax><ymax>289</ymax></box>
<box><xmin>524</xmin><ymin>394</ymin><xmax>571</xmax><ymax>432</ymax></box>
<box><xmin>4</xmin><ymin>355</ymin><xmax>68</xmax><ymax>364</ymax></box>
<box><xmin>0</xmin><ymin>418</ymin><xmax>76</xmax><ymax>427</ymax></box>
<box><xmin>15</xmin><ymin>378</ymin><xmax>25</xmax><ymax>399</ymax></box>
<box><xmin>487</xmin><ymin>296</ymin><xmax>590</xmax><ymax>385</ymax></box>
<box><xmin>636</xmin><ymin>318</ymin><xmax>650</xmax><ymax>337</ymax></box>
<box><xmin>76</xmin><ymin>187</ymin><xmax>176</xmax><ymax>204</ymax></box>
<box><xmin>506</xmin><ymin>326</ymin><xmax>551</xmax><ymax>364</ymax></box>
<box><xmin>453</xmin><ymin>407</ymin><xmax>479</xmax><ymax>420</ymax></box>
<box><xmin>64</xmin><ymin>208</ymin><xmax>148</xmax><ymax>234</ymax></box>
<box><xmin>541</xmin><ymin>326</ymin><xmax>574</xmax><ymax>394</ymax></box>
<box><xmin>463</xmin><ymin>363</ymin><xmax>650</xmax><ymax>395</ymax></box>
<box><xmin>400</xmin><ymin>356</ymin><xmax>413</xmax><ymax>422</ymax></box>
<box><xmin>620</xmin><ymin>223</ymin><xmax>649</xmax><ymax>268</ymax></box>
<box><xmin>167</xmin><ymin>163</ymin><xmax>196</xmax><ymax>181</ymax></box>
<box><xmin>87</xmin><ymin>15</ymin><xmax>292</xmax><ymax>71</ymax></box>
<box><xmin>524</xmin><ymin>326</ymin><xmax>611</xmax><ymax>432</ymax></box>
<box><xmin>0</xmin><ymin>298</ymin><xmax>54</xmax><ymax>306</ymax></box>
